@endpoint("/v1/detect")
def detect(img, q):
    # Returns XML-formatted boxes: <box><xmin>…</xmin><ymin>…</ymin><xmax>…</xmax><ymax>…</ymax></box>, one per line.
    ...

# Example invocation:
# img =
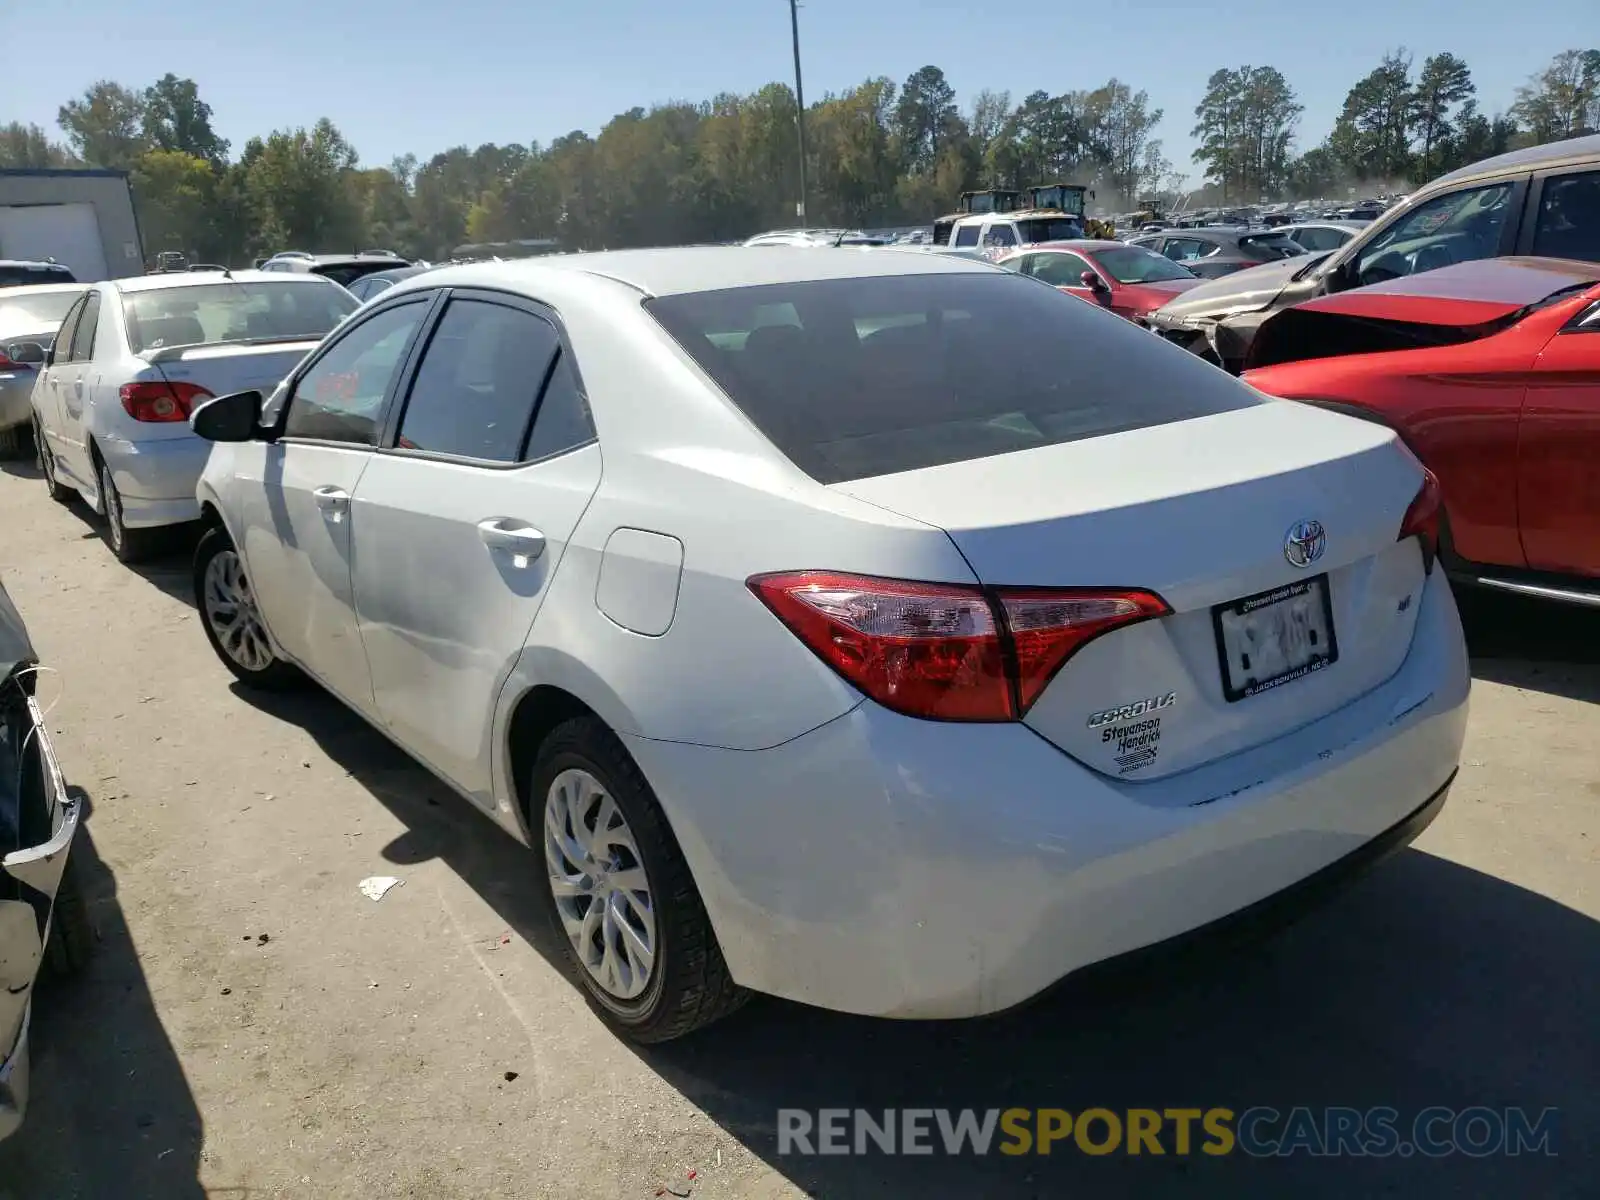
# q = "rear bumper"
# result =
<box><xmin>625</xmin><ymin>569</ymin><xmax>1470</xmax><ymax>1019</ymax></box>
<box><xmin>0</xmin><ymin>376</ymin><xmax>34</xmax><ymax>432</ymax></box>
<box><xmin>99</xmin><ymin>434</ymin><xmax>210</xmax><ymax>527</ymax></box>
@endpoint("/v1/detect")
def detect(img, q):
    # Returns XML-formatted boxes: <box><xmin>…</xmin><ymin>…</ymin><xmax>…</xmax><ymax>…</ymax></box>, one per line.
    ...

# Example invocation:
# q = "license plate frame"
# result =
<box><xmin>1212</xmin><ymin>575</ymin><xmax>1339</xmax><ymax>703</ymax></box>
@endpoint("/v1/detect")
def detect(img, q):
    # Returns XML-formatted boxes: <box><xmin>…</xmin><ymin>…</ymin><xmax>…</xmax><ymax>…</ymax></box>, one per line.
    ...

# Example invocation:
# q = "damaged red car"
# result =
<box><xmin>998</xmin><ymin>240</ymin><xmax>1202</xmax><ymax>325</ymax></box>
<box><xmin>1244</xmin><ymin>257</ymin><xmax>1600</xmax><ymax>606</ymax></box>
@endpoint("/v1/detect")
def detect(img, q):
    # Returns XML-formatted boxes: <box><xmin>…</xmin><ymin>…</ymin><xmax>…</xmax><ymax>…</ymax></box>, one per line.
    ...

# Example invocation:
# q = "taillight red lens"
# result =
<box><xmin>120</xmin><ymin>380</ymin><xmax>213</xmax><ymax>422</ymax></box>
<box><xmin>1398</xmin><ymin>468</ymin><xmax>1443</xmax><ymax>573</ymax></box>
<box><xmin>749</xmin><ymin>571</ymin><xmax>1170</xmax><ymax>722</ymax></box>
<box><xmin>997</xmin><ymin>590</ymin><xmax>1171</xmax><ymax>711</ymax></box>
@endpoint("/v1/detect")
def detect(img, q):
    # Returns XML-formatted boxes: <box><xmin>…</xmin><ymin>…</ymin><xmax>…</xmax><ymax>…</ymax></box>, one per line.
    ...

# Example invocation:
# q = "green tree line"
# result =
<box><xmin>1</xmin><ymin>48</ymin><xmax>1595</xmax><ymax>264</ymax></box>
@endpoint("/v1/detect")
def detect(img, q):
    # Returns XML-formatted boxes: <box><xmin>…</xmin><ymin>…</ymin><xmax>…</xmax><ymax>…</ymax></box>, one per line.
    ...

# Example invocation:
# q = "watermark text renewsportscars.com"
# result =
<box><xmin>777</xmin><ymin>1106</ymin><xmax>1558</xmax><ymax>1158</ymax></box>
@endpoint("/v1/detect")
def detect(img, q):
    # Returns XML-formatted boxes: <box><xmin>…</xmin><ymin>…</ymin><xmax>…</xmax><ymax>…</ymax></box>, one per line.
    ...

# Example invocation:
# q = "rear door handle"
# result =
<box><xmin>312</xmin><ymin>486</ymin><xmax>350</xmax><ymax>518</ymax></box>
<box><xmin>477</xmin><ymin>517</ymin><xmax>546</xmax><ymax>563</ymax></box>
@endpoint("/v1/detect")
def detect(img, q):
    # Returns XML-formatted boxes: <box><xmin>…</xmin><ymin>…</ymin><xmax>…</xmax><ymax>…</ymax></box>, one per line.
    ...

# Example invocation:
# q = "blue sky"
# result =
<box><xmin>5</xmin><ymin>0</ymin><xmax>1589</xmax><ymax>187</ymax></box>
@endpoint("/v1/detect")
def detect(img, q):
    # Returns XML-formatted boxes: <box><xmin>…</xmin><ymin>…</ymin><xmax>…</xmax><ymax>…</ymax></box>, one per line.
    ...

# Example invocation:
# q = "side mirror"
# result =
<box><xmin>5</xmin><ymin>341</ymin><xmax>46</xmax><ymax>365</ymax></box>
<box><xmin>1081</xmin><ymin>270</ymin><xmax>1111</xmax><ymax>297</ymax></box>
<box><xmin>191</xmin><ymin>389</ymin><xmax>264</xmax><ymax>442</ymax></box>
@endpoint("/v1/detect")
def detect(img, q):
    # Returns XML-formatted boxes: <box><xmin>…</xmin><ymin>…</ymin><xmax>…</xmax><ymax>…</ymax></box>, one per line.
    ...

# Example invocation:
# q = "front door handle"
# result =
<box><xmin>477</xmin><ymin>517</ymin><xmax>546</xmax><ymax>563</ymax></box>
<box><xmin>312</xmin><ymin>486</ymin><xmax>350</xmax><ymax>519</ymax></box>
<box><xmin>72</xmin><ymin>378</ymin><xmax>83</xmax><ymax>397</ymax></box>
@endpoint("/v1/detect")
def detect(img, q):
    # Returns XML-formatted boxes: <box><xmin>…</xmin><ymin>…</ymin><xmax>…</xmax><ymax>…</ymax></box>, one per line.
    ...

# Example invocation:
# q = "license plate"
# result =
<box><xmin>1212</xmin><ymin>575</ymin><xmax>1338</xmax><ymax>703</ymax></box>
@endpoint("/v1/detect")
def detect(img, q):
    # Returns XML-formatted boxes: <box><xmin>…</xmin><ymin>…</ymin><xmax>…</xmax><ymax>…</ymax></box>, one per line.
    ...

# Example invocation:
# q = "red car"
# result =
<box><xmin>998</xmin><ymin>240</ymin><xmax>1203</xmax><ymax>324</ymax></box>
<box><xmin>1243</xmin><ymin>257</ymin><xmax>1600</xmax><ymax>605</ymax></box>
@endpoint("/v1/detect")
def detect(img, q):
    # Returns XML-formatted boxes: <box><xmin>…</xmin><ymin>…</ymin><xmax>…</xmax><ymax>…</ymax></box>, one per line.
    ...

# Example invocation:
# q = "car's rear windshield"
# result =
<box><xmin>0</xmin><ymin>290</ymin><xmax>84</xmax><ymax>340</ymax></box>
<box><xmin>1238</xmin><ymin>234</ymin><xmax>1306</xmax><ymax>260</ymax></box>
<box><xmin>645</xmin><ymin>273</ymin><xmax>1263</xmax><ymax>484</ymax></box>
<box><xmin>315</xmin><ymin>261</ymin><xmax>407</xmax><ymax>287</ymax></box>
<box><xmin>122</xmin><ymin>281</ymin><xmax>357</xmax><ymax>354</ymax></box>
<box><xmin>0</xmin><ymin>264</ymin><xmax>75</xmax><ymax>286</ymax></box>
<box><xmin>1018</xmin><ymin>218</ymin><xmax>1083</xmax><ymax>243</ymax></box>
<box><xmin>1095</xmin><ymin>246</ymin><xmax>1195</xmax><ymax>284</ymax></box>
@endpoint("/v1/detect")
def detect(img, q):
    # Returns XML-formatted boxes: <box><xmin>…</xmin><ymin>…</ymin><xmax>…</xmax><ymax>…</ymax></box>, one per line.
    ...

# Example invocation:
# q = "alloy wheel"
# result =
<box><xmin>543</xmin><ymin>768</ymin><xmax>657</xmax><ymax>1001</ymax></box>
<box><xmin>202</xmin><ymin>548</ymin><xmax>275</xmax><ymax>672</ymax></box>
<box><xmin>100</xmin><ymin>463</ymin><xmax>123</xmax><ymax>552</ymax></box>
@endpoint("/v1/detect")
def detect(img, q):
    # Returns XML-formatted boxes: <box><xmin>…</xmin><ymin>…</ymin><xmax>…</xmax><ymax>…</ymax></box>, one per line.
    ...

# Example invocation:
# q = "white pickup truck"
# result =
<box><xmin>945</xmin><ymin>209</ymin><xmax>1086</xmax><ymax>262</ymax></box>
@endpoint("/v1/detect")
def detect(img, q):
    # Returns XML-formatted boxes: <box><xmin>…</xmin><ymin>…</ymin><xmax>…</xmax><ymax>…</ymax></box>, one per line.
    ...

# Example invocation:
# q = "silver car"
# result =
<box><xmin>31</xmin><ymin>270</ymin><xmax>357</xmax><ymax>562</ymax></box>
<box><xmin>0</xmin><ymin>284</ymin><xmax>87</xmax><ymax>457</ymax></box>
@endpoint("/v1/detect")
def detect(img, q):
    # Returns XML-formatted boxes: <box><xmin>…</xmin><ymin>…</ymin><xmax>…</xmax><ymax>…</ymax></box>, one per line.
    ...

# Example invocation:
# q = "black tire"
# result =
<box><xmin>45</xmin><ymin>852</ymin><xmax>94</xmax><ymax>977</ymax></box>
<box><xmin>34</xmin><ymin>415</ymin><xmax>74</xmax><ymax>504</ymax></box>
<box><xmin>97</xmin><ymin>456</ymin><xmax>163</xmax><ymax>564</ymax></box>
<box><xmin>0</xmin><ymin>422</ymin><xmax>29</xmax><ymax>460</ymax></box>
<box><xmin>193</xmin><ymin>526</ymin><xmax>303</xmax><ymax>690</ymax></box>
<box><xmin>532</xmin><ymin>716</ymin><xmax>746</xmax><ymax>1042</ymax></box>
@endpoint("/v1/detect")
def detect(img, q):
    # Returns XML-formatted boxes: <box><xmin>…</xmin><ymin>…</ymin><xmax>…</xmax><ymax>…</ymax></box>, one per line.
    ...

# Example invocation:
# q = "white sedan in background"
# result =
<box><xmin>31</xmin><ymin>270</ymin><xmax>356</xmax><ymax>561</ymax></box>
<box><xmin>188</xmin><ymin>248</ymin><xmax>1469</xmax><ymax>1041</ymax></box>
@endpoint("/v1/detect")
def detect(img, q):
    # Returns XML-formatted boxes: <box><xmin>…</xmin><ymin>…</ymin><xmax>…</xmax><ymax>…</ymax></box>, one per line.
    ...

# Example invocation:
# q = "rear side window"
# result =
<box><xmin>646</xmin><ymin>273</ymin><xmax>1263</xmax><ymax>484</ymax></box>
<box><xmin>1532</xmin><ymin>172</ymin><xmax>1600</xmax><ymax>264</ymax></box>
<box><xmin>69</xmin><ymin>291</ymin><xmax>101</xmax><ymax>362</ymax></box>
<box><xmin>396</xmin><ymin>299</ymin><xmax>560</xmax><ymax>462</ymax></box>
<box><xmin>952</xmin><ymin>226</ymin><xmax>980</xmax><ymax>248</ymax></box>
<box><xmin>1239</xmin><ymin>234</ymin><xmax>1305</xmax><ymax>260</ymax></box>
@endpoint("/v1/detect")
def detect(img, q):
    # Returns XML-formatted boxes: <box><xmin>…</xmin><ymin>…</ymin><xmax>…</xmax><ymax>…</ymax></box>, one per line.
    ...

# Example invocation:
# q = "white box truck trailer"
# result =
<box><xmin>0</xmin><ymin>169</ymin><xmax>144</xmax><ymax>282</ymax></box>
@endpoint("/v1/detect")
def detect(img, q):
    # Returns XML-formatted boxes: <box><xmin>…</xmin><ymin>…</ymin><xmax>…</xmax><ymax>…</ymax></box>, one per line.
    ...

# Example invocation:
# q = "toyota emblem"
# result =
<box><xmin>1284</xmin><ymin>519</ymin><xmax>1327</xmax><ymax>568</ymax></box>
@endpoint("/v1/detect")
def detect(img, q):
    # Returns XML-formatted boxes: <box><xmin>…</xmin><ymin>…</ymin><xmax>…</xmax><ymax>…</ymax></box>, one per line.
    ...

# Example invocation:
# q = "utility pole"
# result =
<box><xmin>789</xmin><ymin>0</ymin><xmax>808</xmax><ymax>224</ymax></box>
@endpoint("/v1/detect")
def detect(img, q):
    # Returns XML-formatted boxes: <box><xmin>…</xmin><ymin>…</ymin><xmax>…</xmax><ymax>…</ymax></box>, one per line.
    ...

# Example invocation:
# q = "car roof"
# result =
<box><xmin>1292</xmin><ymin>256</ymin><xmax>1600</xmax><ymax>325</ymax></box>
<box><xmin>307</xmin><ymin>253</ymin><xmax>408</xmax><ymax>266</ymax></box>
<box><xmin>362</xmin><ymin>265</ymin><xmax>432</xmax><ymax>283</ymax></box>
<box><xmin>113</xmin><ymin>269</ymin><xmax>341</xmax><ymax>294</ymax></box>
<box><xmin>0</xmin><ymin>282</ymin><xmax>88</xmax><ymax>299</ymax></box>
<box><xmin>1013</xmin><ymin>240</ymin><xmax>1136</xmax><ymax>254</ymax></box>
<box><xmin>1428</xmin><ymin>132</ymin><xmax>1600</xmax><ymax>190</ymax></box>
<box><xmin>398</xmin><ymin>245</ymin><xmax>997</xmax><ymax>299</ymax></box>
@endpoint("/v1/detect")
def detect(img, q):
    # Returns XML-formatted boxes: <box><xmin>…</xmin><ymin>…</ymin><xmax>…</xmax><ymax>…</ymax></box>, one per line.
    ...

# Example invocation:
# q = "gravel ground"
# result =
<box><xmin>0</xmin><ymin>454</ymin><xmax>1594</xmax><ymax>1199</ymax></box>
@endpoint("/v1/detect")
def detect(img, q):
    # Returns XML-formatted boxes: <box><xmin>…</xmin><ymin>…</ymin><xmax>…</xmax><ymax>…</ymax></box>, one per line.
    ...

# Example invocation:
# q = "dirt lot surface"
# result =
<box><xmin>0</xmin><ymin>456</ymin><xmax>1594</xmax><ymax>1199</ymax></box>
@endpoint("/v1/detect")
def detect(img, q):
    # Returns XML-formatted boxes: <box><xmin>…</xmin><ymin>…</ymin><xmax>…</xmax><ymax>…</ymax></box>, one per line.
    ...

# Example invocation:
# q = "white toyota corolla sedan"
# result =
<box><xmin>189</xmin><ymin>247</ymin><xmax>1469</xmax><ymax>1041</ymax></box>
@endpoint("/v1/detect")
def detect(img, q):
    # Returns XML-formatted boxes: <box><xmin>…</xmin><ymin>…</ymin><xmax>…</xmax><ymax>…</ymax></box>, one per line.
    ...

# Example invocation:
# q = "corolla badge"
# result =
<box><xmin>1283</xmin><ymin>519</ymin><xmax>1327</xmax><ymax>568</ymax></box>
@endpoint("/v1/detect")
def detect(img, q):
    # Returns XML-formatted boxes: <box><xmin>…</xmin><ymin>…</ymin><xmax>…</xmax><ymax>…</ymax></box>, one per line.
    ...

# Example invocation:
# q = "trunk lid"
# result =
<box><xmin>129</xmin><ymin>340</ymin><xmax>319</xmax><ymax>440</ymax></box>
<box><xmin>833</xmin><ymin>402</ymin><xmax>1430</xmax><ymax>780</ymax></box>
<box><xmin>146</xmin><ymin>339</ymin><xmax>319</xmax><ymax>397</ymax></box>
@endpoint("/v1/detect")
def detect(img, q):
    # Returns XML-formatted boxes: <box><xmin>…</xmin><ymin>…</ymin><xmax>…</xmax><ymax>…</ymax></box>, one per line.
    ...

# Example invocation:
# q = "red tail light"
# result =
<box><xmin>120</xmin><ymin>380</ymin><xmax>213</xmax><ymax>423</ymax></box>
<box><xmin>748</xmin><ymin>571</ymin><xmax>1170</xmax><ymax>722</ymax></box>
<box><xmin>1398</xmin><ymin>468</ymin><xmax>1443</xmax><ymax>573</ymax></box>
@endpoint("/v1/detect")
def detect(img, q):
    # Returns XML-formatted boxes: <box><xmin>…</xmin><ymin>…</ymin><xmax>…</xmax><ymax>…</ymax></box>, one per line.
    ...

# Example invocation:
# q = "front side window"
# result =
<box><xmin>952</xmin><ymin>225</ymin><xmax>980</xmax><ymax>248</ymax></box>
<box><xmin>1031</xmin><ymin>252</ymin><xmax>1095</xmax><ymax>288</ymax></box>
<box><xmin>395</xmin><ymin>299</ymin><xmax>560</xmax><ymax>462</ymax></box>
<box><xmin>981</xmin><ymin>224</ymin><xmax>1018</xmax><ymax>248</ymax></box>
<box><xmin>1531</xmin><ymin>171</ymin><xmax>1600</xmax><ymax>264</ymax></box>
<box><xmin>284</xmin><ymin>300</ymin><xmax>429</xmax><ymax>445</ymax></box>
<box><xmin>645</xmin><ymin>273</ymin><xmax>1262</xmax><ymax>484</ymax></box>
<box><xmin>1092</xmin><ymin>246</ymin><xmax>1194</xmax><ymax>284</ymax></box>
<box><xmin>122</xmin><ymin>281</ymin><xmax>357</xmax><ymax>354</ymax></box>
<box><xmin>1353</xmin><ymin>182</ymin><xmax>1515</xmax><ymax>286</ymax></box>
